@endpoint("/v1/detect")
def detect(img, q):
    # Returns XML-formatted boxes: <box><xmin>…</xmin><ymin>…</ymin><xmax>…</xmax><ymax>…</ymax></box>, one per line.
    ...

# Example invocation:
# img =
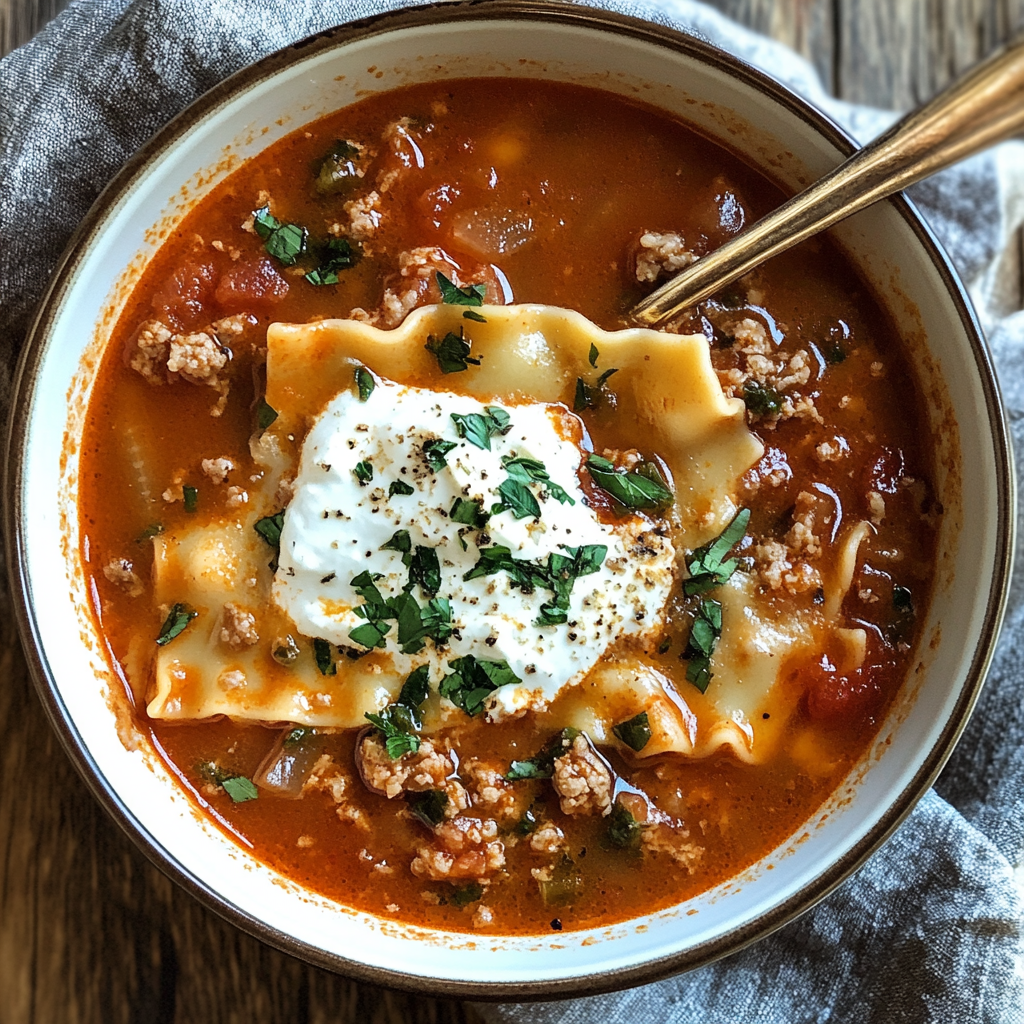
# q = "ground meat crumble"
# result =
<box><xmin>551</xmin><ymin>734</ymin><xmax>613</xmax><ymax>817</ymax></box>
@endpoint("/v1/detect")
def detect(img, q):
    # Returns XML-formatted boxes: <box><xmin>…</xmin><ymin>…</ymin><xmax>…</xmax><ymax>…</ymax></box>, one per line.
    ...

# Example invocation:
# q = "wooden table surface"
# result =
<box><xmin>1</xmin><ymin>1</ymin><xmax>1021</xmax><ymax>1021</ymax></box>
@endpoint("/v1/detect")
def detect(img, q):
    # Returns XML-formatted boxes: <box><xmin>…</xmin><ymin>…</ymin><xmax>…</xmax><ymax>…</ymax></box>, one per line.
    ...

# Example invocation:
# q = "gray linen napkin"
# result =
<box><xmin>3</xmin><ymin>2</ymin><xmax>1023</xmax><ymax>1021</ymax></box>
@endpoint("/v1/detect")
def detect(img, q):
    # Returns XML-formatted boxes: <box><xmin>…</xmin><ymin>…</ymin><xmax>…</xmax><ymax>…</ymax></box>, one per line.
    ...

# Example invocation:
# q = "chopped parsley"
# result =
<box><xmin>612</xmin><ymin>711</ymin><xmax>651</xmax><ymax>752</ymax></box>
<box><xmin>256</xmin><ymin>398</ymin><xmax>278</xmax><ymax>430</ymax></box>
<box><xmin>353</xmin><ymin>460</ymin><xmax>373</xmax><ymax>485</ymax></box>
<box><xmin>252</xmin><ymin>205</ymin><xmax>307</xmax><ymax>266</ymax></box>
<box><xmin>742</xmin><ymin>378</ymin><xmax>782</xmax><ymax>416</ymax></box>
<box><xmin>424</xmin><ymin>329</ymin><xmax>480</xmax><ymax>374</ymax></box>
<box><xmin>606</xmin><ymin>803</ymin><xmax>642</xmax><ymax>850</ymax></box>
<box><xmin>682</xmin><ymin>508</ymin><xmax>750</xmax><ymax>596</ymax></box>
<box><xmin>450</xmin><ymin>407</ymin><xmax>511</xmax><ymax>450</ymax></box>
<box><xmin>221</xmin><ymin>777</ymin><xmax>259</xmax><ymax>803</ymax></box>
<box><xmin>588</xmin><ymin>343</ymin><xmax>599</xmax><ymax>368</ymax></box>
<box><xmin>585</xmin><ymin>455</ymin><xmax>673</xmax><ymax>511</ymax></box>
<box><xmin>439</xmin><ymin>655</ymin><xmax>521</xmax><ymax>716</ymax></box>
<box><xmin>408</xmin><ymin>545</ymin><xmax>441</xmax><ymax>597</ymax></box>
<box><xmin>380</xmin><ymin>529</ymin><xmax>412</xmax><ymax>555</ymax></box>
<box><xmin>462</xmin><ymin>310</ymin><xmax>488</xmax><ymax>323</ymax></box>
<box><xmin>506</xmin><ymin>728</ymin><xmax>580</xmax><ymax>781</ymax></box>
<box><xmin>156</xmin><ymin>603</ymin><xmax>197</xmax><ymax>646</ymax></box>
<box><xmin>573</xmin><ymin>368</ymin><xmax>619</xmax><ymax>412</ymax></box>
<box><xmin>347</xmin><ymin>570</ymin><xmax>451</xmax><ymax>654</ymax></box>
<box><xmin>389</xmin><ymin>479</ymin><xmax>415</xmax><ymax>497</ymax></box>
<box><xmin>136</xmin><ymin>523</ymin><xmax>164</xmax><ymax>543</ymax></box>
<box><xmin>514</xmin><ymin>808</ymin><xmax>540</xmax><ymax>835</ymax></box>
<box><xmin>464</xmin><ymin>543</ymin><xmax>607</xmax><ymax>627</ymax></box>
<box><xmin>254</xmin><ymin>510</ymin><xmax>285</xmax><ymax>551</ymax></box>
<box><xmin>423</xmin><ymin>438</ymin><xmax>458</xmax><ymax>471</ymax></box>
<box><xmin>435</xmin><ymin>270</ymin><xmax>486</xmax><ymax>307</ymax></box>
<box><xmin>684</xmin><ymin>597</ymin><xmax>723</xmax><ymax>693</ymax></box>
<box><xmin>407</xmin><ymin>789</ymin><xmax>449</xmax><ymax>827</ymax></box>
<box><xmin>365</xmin><ymin>664</ymin><xmax>432</xmax><ymax>758</ymax></box>
<box><xmin>283</xmin><ymin>726</ymin><xmax>312</xmax><ymax>747</ymax></box>
<box><xmin>355</xmin><ymin>366</ymin><xmax>376</xmax><ymax>402</ymax></box>
<box><xmin>450</xmin><ymin>496</ymin><xmax>490</xmax><ymax>529</ymax></box>
<box><xmin>197</xmin><ymin>762</ymin><xmax>259</xmax><ymax>803</ymax></box>
<box><xmin>314</xmin><ymin>139</ymin><xmax>363</xmax><ymax>195</ymax></box>
<box><xmin>305</xmin><ymin>237</ymin><xmax>357</xmax><ymax>286</ymax></box>
<box><xmin>448</xmin><ymin>881</ymin><xmax>484</xmax><ymax>907</ymax></box>
<box><xmin>313</xmin><ymin>637</ymin><xmax>336</xmax><ymax>676</ymax></box>
<box><xmin>183</xmin><ymin>485</ymin><xmax>198</xmax><ymax>514</ymax></box>
<box><xmin>492</xmin><ymin>455</ymin><xmax>575</xmax><ymax>520</ymax></box>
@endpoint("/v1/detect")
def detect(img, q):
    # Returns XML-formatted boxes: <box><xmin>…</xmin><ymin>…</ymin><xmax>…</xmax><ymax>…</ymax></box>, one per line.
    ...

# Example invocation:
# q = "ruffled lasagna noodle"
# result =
<box><xmin>145</xmin><ymin>304</ymin><xmax>870</xmax><ymax>765</ymax></box>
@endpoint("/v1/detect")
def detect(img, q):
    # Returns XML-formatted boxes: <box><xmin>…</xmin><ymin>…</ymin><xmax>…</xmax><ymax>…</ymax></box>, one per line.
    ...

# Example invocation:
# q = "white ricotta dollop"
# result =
<box><xmin>273</xmin><ymin>378</ymin><xmax>674</xmax><ymax>717</ymax></box>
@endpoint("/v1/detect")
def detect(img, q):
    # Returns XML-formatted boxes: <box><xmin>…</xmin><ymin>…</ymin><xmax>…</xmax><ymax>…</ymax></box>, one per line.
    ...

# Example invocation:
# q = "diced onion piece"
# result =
<box><xmin>253</xmin><ymin>728</ymin><xmax>325</xmax><ymax>798</ymax></box>
<box><xmin>451</xmin><ymin>206</ymin><xmax>534</xmax><ymax>259</ymax></box>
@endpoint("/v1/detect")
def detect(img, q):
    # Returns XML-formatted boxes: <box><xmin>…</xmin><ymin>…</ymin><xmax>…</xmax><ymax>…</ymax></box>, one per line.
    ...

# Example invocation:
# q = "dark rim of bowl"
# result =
<box><xmin>3</xmin><ymin>0</ymin><xmax>1014</xmax><ymax>1003</ymax></box>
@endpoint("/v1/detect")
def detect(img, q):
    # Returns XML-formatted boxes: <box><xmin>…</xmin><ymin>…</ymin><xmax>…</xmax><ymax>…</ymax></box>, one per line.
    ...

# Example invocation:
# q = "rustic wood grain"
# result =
<box><xmin>1</xmin><ymin>1</ymin><xmax>1021</xmax><ymax>1021</ymax></box>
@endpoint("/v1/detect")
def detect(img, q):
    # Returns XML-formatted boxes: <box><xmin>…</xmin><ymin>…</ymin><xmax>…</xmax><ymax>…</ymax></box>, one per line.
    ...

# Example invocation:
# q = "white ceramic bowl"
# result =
<box><xmin>5</xmin><ymin>1</ymin><xmax>1014</xmax><ymax>999</ymax></box>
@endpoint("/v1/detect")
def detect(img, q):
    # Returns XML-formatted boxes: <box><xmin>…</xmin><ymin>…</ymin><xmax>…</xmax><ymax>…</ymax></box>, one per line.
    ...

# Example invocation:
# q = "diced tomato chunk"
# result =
<box><xmin>804</xmin><ymin>653</ymin><xmax>884</xmax><ymax>724</ymax></box>
<box><xmin>215</xmin><ymin>257</ymin><xmax>289</xmax><ymax>309</ymax></box>
<box><xmin>150</xmin><ymin>262</ymin><xmax>216</xmax><ymax>329</ymax></box>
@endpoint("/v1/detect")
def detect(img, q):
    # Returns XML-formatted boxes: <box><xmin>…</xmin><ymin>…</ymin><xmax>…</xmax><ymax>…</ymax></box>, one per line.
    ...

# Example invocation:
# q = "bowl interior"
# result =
<box><xmin>8</xmin><ymin>3</ymin><xmax>1010</xmax><ymax>997</ymax></box>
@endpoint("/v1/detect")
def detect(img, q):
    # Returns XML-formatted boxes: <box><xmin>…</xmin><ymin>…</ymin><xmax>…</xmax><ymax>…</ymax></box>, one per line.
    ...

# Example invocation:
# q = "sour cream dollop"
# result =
<box><xmin>273</xmin><ymin>378</ymin><xmax>674</xmax><ymax>717</ymax></box>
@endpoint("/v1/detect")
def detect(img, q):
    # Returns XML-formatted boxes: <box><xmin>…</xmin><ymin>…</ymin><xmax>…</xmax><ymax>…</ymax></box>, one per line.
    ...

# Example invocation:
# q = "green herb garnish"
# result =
<box><xmin>682</xmin><ymin>508</ymin><xmax>751</xmax><ymax>596</ymax></box>
<box><xmin>380</xmin><ymin>529</ymin><xmax>412</xmax><ymax>555</ymax></box>
<box><xmin>449</xmin><ymin>881</ymin><xmax>484</xmax><ymax>907</ymax></box>
<box><xmin>252</xmin><ymin>205</ymin><xmax>307</xmax><ymax>266</ymax></box>
<box><xmin>305</xmin><ymin>238</ymin><xmax>357</xmax><ymax>286</ymax></box>
<box><xmin>585</xmin><ymin>455</ymin><xmax>673</xmax><ymax>511</ymax></box>
<box><xmin>515</xmin><ymin>809</ymin><xmax>540</xmax><ymax>835</ymax></box>
<box><xmin>588</xmin><ymin>343</ymin><xmax>599</xmax><ymax>368</ymax></box>
<box><xmin>435</xmin><ymin>271</ymin><xmax>486</xmax><ymax>307</ymax></box>
<box><xmin>606</xmin><ymin>803</ymin><xmax>642</xmax><ymax>849</ymax></box>
<box><xmin>423</xmin><ymin>438</ymin><xmax>458</xmax><ymax>471</ymax></box>
<box><xmin>256</xmin><ymin>399</ymin><xmax>278</xmax><ymax>430</ymax></box>
<box><xmin>136</xmin><ymin>523</ymin><xmax>164</xmax><ymax>543</ymax></box>
<box><xmin>425</xmin><ymin>329</ymin><xmax>480</xmax><ymax>374</ymax></box>
<box><xmin>254</xmin><ymin>511</ymin><xmax>285</xmax><ymax>551</ymax></box>
<box><xmin>407</xmin><ymin>788</ymin><xmax>449</xmax><ymax>827</ymax></box>
<box><xmin>450</xmin><ymin>407</ymin><xmax>511</xmax><ymax>450</ymax></box>
<box><xmin>389</xmin><ymin>479</ymin><xmax>415</xmax><ymax>497</ymax></box>
<box><xmin>684</xmin><ymin>597</ymin><xmax>723</xmax><ymax>693</ymax></box>
<box><xmin>506</xmin><ymin>728</ymin><xmax>580</xmax><ymax>781</ymax></box>
<box><xmin>491</xmin><ymin>455</ymin><xmax>575</xmax><ymax>520</ymax></box>
<box><xmin>408</xmin><ymin>545</ymin><xmax>441</xmax><ymax>597</ymax></box>
<box><xmin>364</xmin><ymin>664</ymin><xmax>432</xmax><ymax>758</ymax></box>
<box><xmin>463</xmin><ymin>310</ymin><xmax>487</xmax><ymax>323</ymax></box>
<box><xmin>197</xmin><ymin>762</ymin><xmax>259</xmax><ymax>803</ymax></box>
<box><xmin>450</xmin><ymin>497</ymin><xmax>490</xmax><ymax>529</ymax></box>
<box><xmin>221</xmin><ymin>777</ymin><xmax>259</xmax><ymax>803</ymax></box>
<box><xmin>439</xmin><ymin>655</ymin><xmax>522</xmax><ymax>716</ymax></box>
<box><xmin>573</xmin><ymin>368</ymin><xmax>619</xmax><ymax>412</ymax></box>
<box><xmin>353</xmin><ymin>460</ymin><xmax>374</xmax><ymax>485</ymax></box>
<box><xmin>355</xmin><ymin>365</ymin><xmax>376</xmax><ymax>401</ymax></box>
<box><xmin>612</xmin><ymin>711</ymin><xmax>651</xmax><ymax>752</ymax></box>
<box><xmin>313</xmin><ymin>637</ymin><xmax>336</xmax><ymax>676</ymax></box>
<box><xmin>183</xmin><ymin>485</ymin><xmax>198</xmax><ymax>514</ymax></box>
<box><xmin>742</xmin><ymin>379</ymin><xmax>782</xmax><ymax>416</ymax></box>
<box><xmin>314</xmin><ymin>139</ymin><xmax>363</xmax><ymax>195</ymax></box>
<box><xmin>156</xmin><ymin>603</ymin><xmax>197</xmax><ymax>646</ymax></box>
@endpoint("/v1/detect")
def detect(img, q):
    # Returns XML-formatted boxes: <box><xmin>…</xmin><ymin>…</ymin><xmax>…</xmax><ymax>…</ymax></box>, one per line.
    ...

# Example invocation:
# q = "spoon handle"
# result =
<box><xmin>632</xmin><ymin>38</ymin><xmax>1024</xmax><ymax>325</ymax></box>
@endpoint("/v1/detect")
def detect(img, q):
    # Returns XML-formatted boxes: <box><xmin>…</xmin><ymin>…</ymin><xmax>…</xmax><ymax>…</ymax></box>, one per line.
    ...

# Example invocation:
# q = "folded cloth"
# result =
<box><xmin>2</xmin><ymin>1</ymin><xmax>1023</xmax><ymax>1021</ymax></box>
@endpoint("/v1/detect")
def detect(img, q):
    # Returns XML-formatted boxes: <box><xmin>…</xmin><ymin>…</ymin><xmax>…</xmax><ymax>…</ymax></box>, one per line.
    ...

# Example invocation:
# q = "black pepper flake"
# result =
<box><xmin>568</xmin><ymin>632</ymin><xmax>578</xmax><ymax>641</ymax></box>
<box><xmin>321</xmin><ymin>572</ymin><xmax>336</xmax><ymax>584</ymax></box>
<box><xmin>763</xmin><ymin>712</ymin><xmax>771</xmax><ymax>719</ymax></box>
<box><xmin>550</xmin><ymin>919</ymin><xmax>563</xmax><ymax>931</ymax></box>
<box><xmin>485</xmin><ymin>636</ymin><xmax>497</xmax><ymax>646</ymax></box>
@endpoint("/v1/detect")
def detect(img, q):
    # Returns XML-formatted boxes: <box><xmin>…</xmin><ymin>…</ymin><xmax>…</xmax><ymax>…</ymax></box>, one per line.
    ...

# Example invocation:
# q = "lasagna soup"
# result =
<box><xmin>80</xmin><ymin>78</ymin><xmax>939</xmax><ymax>934</ymax></box>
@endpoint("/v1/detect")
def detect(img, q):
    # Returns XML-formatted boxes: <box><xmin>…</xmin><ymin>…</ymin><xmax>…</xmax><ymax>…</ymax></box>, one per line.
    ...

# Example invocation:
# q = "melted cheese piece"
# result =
<box><xmin>143</xmin><ymin>304</ymin><xmax>867</xmax><ymax>766</ymax></box>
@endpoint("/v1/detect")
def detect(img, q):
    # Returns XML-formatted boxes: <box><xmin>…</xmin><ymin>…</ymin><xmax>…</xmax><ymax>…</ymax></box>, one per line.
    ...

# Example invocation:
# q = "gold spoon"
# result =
<box><xmin>631</xmin><ymin>38</ymin><xmax>1024</xmax><ymax>325</ymax></box>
